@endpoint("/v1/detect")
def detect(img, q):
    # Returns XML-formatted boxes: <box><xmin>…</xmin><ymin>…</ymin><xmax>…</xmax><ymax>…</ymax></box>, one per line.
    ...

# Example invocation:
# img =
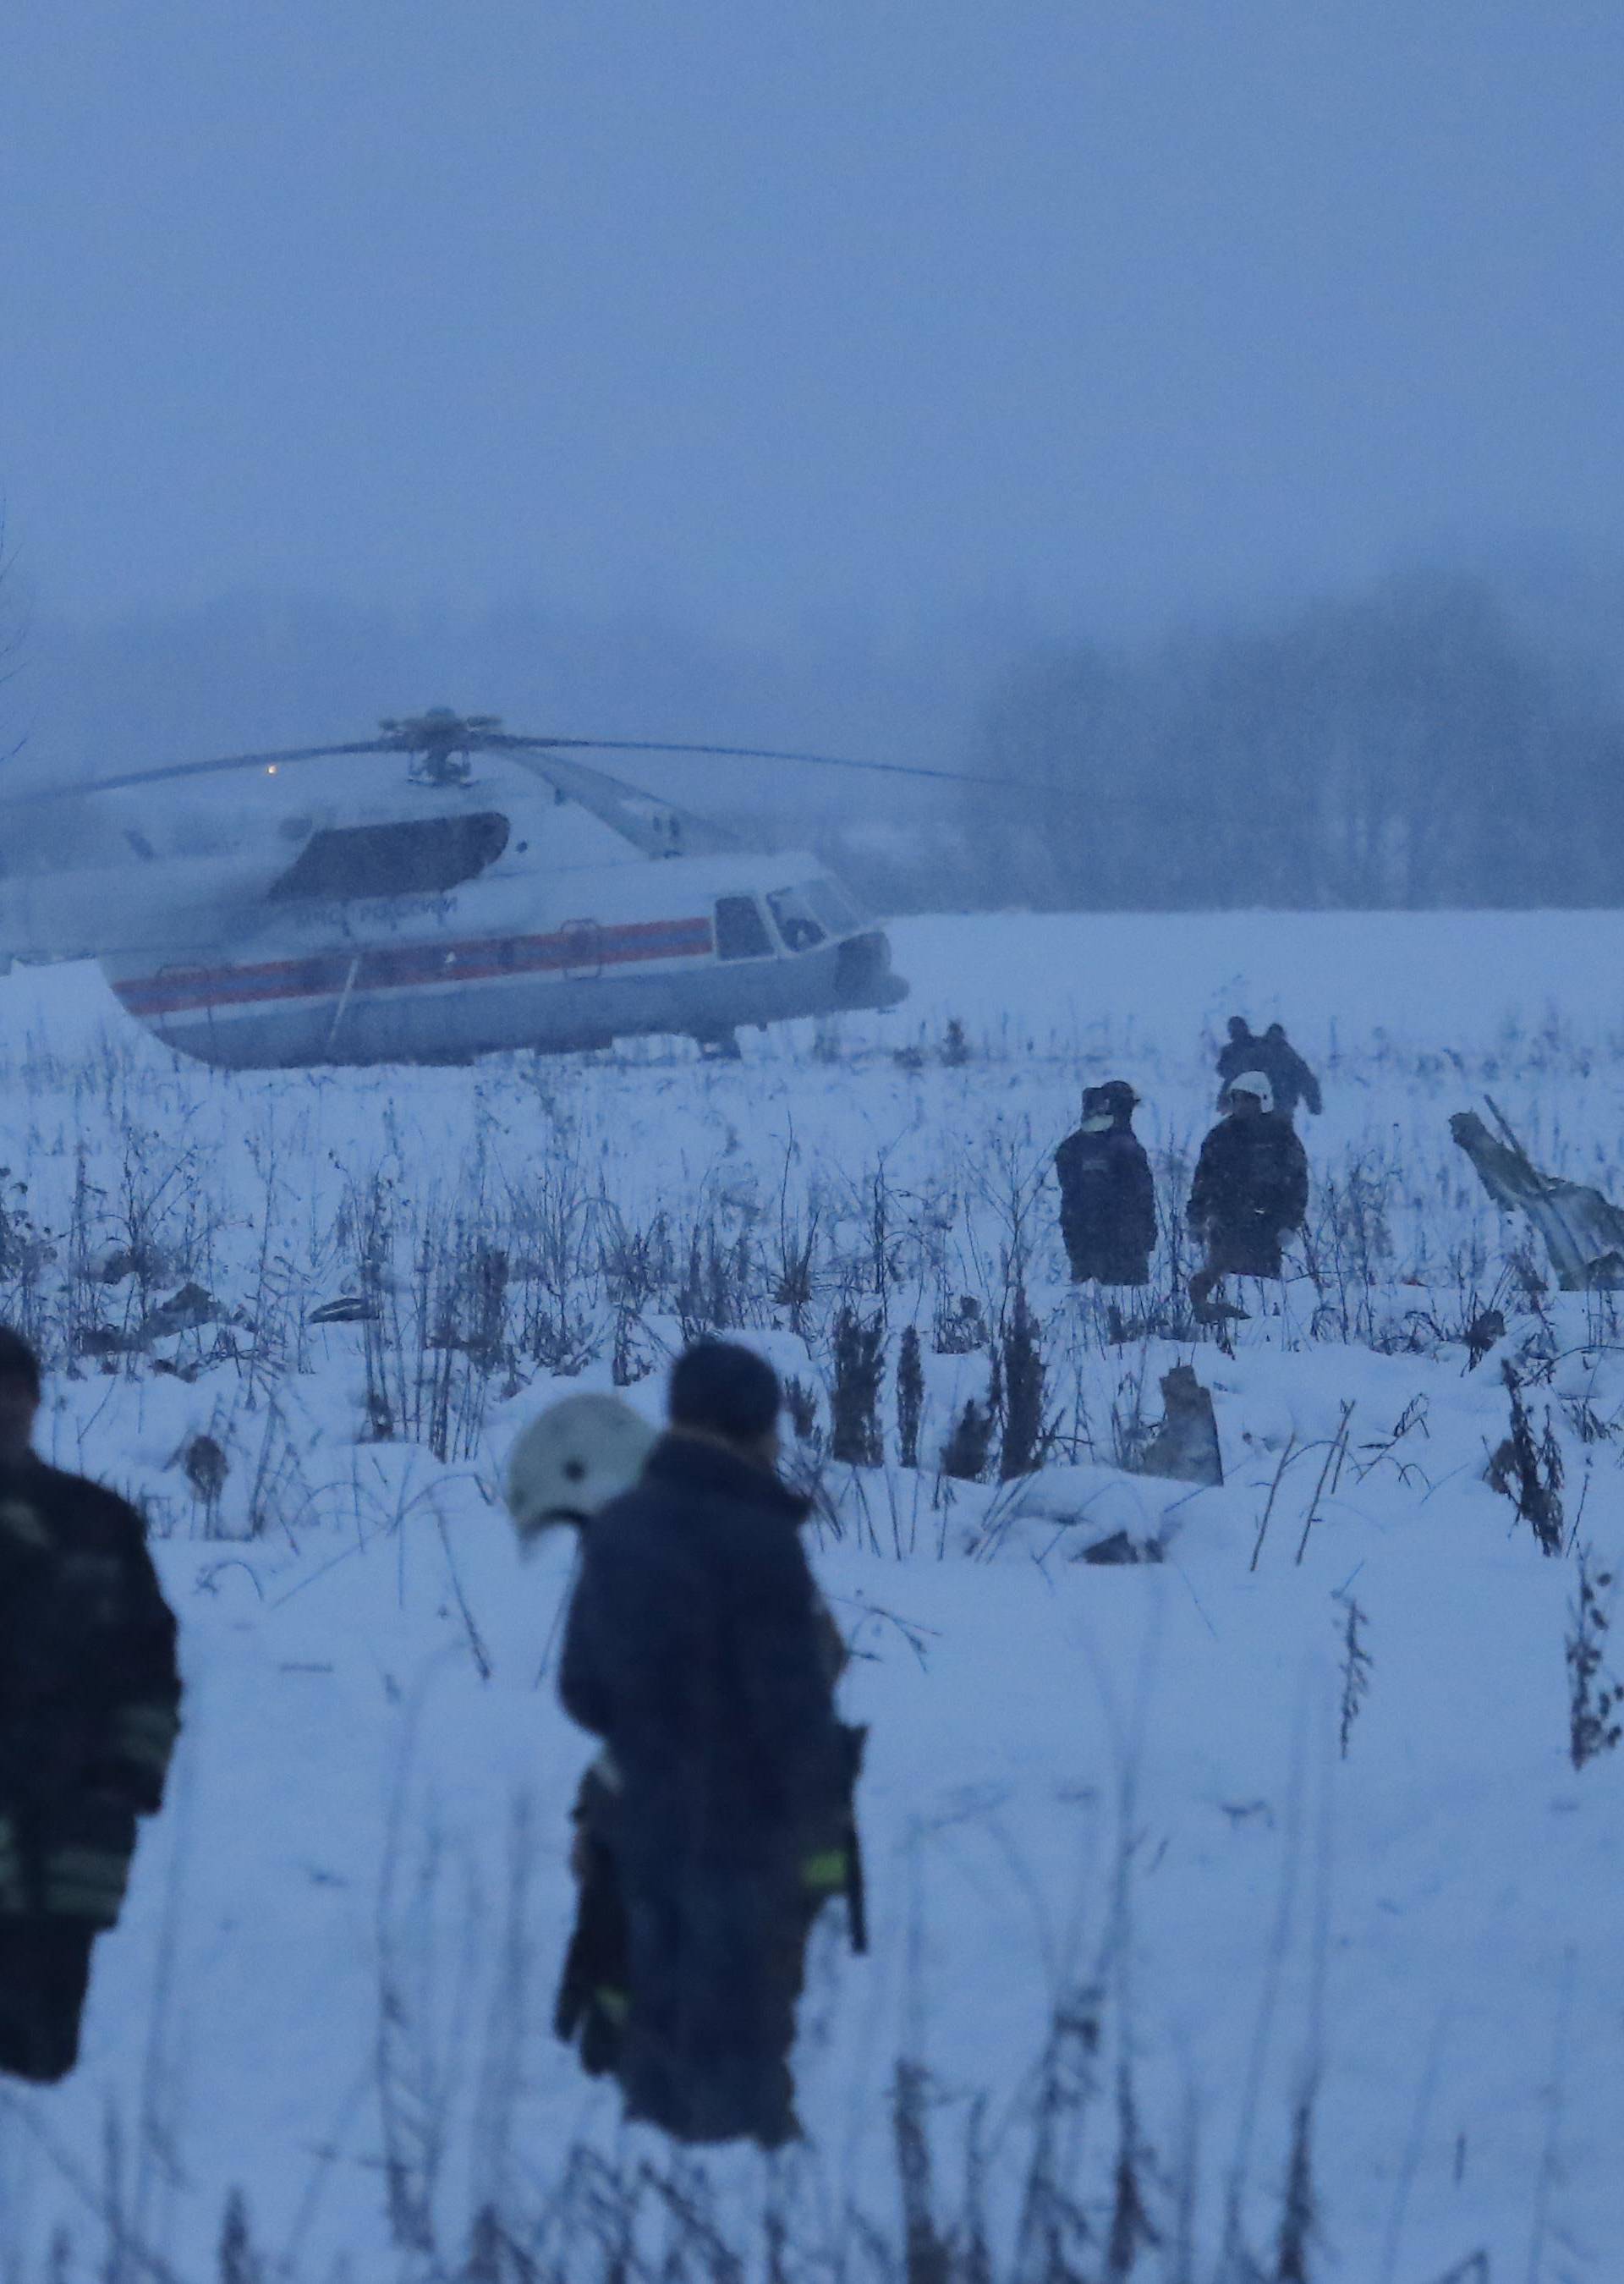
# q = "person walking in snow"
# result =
<box><xmin>0</xmin><ymin>1328</ymin><xmax>182</xmax><ymax>2083</ymax></box>
<box><xmin>1215</xmin><ymin>1017</ymin><xmax>1322</xmax><ymax>1120</ymax></box>
<box><xmin>505</xmin><ymin>1391</ymin><xmax>655</xmax><ymax>2080</ymax></box>
<box><xmin>1188</xmin><ymin>1073</ymin><xmax>1309</xmax><ymax>1319</ymax></box>
<box><xmin>557</xmin><ymin>1341</ymin><xmax>861</xmax><ymax>2148</ymax></box>
<box><xmin>1054</xmin><ymin>1080</ymin><xmax>1157</xmax><ymax>1287</ymax></box>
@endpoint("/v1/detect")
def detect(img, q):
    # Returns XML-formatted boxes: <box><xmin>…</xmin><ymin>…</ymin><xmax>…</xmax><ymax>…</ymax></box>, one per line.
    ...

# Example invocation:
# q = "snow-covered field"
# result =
<box><xmin>3</xmin><ymin>910</ymin><xmax>1624</xmax><ymax>2280</ymax></box>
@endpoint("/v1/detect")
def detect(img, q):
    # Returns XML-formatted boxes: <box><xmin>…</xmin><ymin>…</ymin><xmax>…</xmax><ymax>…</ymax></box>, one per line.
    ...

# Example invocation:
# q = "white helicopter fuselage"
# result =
<box><xmin>96</xmin><ymin>853</ymin><xmax>902</xmax><ymax>1071</ymax></box>
<box><xmin>0</xmin><ymin>759</ymin><xmax>907</xmax><ymax>1068</ymax></box>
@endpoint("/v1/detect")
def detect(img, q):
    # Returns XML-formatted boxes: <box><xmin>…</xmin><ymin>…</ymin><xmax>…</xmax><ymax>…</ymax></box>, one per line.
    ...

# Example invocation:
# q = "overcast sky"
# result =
<box><xmin>3</xmin><ymin>2</ymin><xmax>1621</xmax><ymax>650</ymax></box>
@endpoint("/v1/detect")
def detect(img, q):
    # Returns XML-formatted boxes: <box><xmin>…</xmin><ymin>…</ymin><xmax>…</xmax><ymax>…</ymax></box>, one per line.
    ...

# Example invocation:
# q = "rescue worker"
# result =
<box><xmin>557</xmin><ymin>1342</ymin><xmax>859</xmax><ymax>2148</ymax></box>
<box><xmin>1188</xmin><ymin>1073</ymin><xmax>1309</xmax><ymax>1320</ymax></box>
<box><xmin>514</xmin><ymin>1390</ymin><xmax>865</xmax><ymax>2101</ymax></box>
<box><xmin>1215</xmin><ymin>1017</ymin><xmax>1322</xmax><ymax>1120</ymax></box>
<box><xmin>0</xmin><ymin>1328</ymin><xmax>182</xmax><ymax>2083</ymax></box>
<box><xmin>1053</xmin><ymin>1080</ymin><xmax>1156</xmax><ymax>1286</ymax></box>
<box><xmin>506</xmin><ymin>1392</ymin><xmax>656</xmax><ymax>2078</ymax></box>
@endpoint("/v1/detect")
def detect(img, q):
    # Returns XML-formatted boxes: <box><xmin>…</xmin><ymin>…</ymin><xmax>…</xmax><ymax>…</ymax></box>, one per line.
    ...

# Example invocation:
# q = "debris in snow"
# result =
<box><xmin>140</xmin><ymin>1281</ymin><xmax>220</xmax><ymax>1340</ymax></box>
<box><xmin>1079</xmin><ymin>1527</ymin><xmax>1163</xmax><ymax>1566</ymax></box>
<box><xmin>307</xmin><ymin>1293</ymin><xmax>381</xmax><ymax>1326</ymax></box>
<box><xmin>1136</xmin><ymin>1363</ymin><xmax>1224</xmax><ymax>1487</ymax></box>
<box><xmin>1451</xmin><ymin>1102</ymin><xmax>1624</xmax><ymax>1290</ymax></box>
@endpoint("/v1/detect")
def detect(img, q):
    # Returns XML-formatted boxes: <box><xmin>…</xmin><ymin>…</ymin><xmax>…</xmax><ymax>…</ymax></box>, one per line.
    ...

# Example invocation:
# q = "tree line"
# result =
<box><xmin>952</xmin><ymin>570</ymin><xmax>1624</xmax><ymax>910</ymax></box>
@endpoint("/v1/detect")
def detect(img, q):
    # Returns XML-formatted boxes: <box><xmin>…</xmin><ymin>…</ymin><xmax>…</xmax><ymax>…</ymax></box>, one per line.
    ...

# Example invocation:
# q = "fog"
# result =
<box><xmin>3</xmin><ymin>3</ymin><xmax>1622</xmax><ymax>904</ymax></box>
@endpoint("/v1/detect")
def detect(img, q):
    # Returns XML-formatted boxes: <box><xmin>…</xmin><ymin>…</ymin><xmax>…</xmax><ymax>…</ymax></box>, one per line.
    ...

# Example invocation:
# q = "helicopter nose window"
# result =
<box><xmin>713</xmin><ymin>895</ymin><xmax>773</xmax><ymax>960</ymax></box>
<box><xmin>765</xmin><ymin>887</ymin><xmax>827</xmax><ymax>953</ymax></box>
<box><xmin>804</xmin><ymin>876</ymin><xmax>865</xmax><ymax>935</ymax></box>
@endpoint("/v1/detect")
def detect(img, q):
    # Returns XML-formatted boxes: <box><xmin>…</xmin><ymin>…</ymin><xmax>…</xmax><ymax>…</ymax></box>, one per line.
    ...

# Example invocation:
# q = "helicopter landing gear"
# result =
<box><xmin>694</xmin><ymin>1029</ymin><xmax>743</xmax><ymax>1062</ymax></box>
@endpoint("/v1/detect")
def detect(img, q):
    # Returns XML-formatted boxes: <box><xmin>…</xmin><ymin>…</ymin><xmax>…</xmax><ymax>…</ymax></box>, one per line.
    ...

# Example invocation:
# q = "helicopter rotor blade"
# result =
<box><xmin>483</xmin><ymin>732</ymin><xmax>1026</xmax><ymax>793</ymax></box>
<box><xmin>0</xmin><ymin>739</ymin><xmax>398</xmax><ymax>810</ymax></box>
<box><xmin>498</xmin><ymin>747</ymin><xmax>749</xmax><ymax>854</ymax></box>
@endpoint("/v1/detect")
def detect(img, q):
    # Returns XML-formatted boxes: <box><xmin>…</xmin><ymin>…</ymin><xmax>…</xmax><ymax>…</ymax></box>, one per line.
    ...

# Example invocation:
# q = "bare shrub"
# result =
<box><xmin>941</xmin><ymin>1396</ymin><xmax>994</xmax><ymax>1484</ymax></box>
<box><xmin>997</xmin><ymin>1287</ymin><xmax>1045</xmax><ymax>1481</ymax></box>
<box><xmin>897</xmin><ymin>1326</ymin><xmax>924</xmax><ymax>1469</ymax></box>
<box><xmin>831</xmin><ymin>1305</ymin><xmax>886</xmax><ymax>1467</ymax></box>
<box><xmin>217</xmin><ymin>2189</ymin><xmax>266</xmax><ymax>2284</ymax></box>
<box><xmin>1485</xmin><ymin>1363</ymin><xmax>1564</xmax><ymax>1555</ymax></box>
<box><xmin>1566</xmin><ymin>1547</ymin><xmax>1622</xmax><ymax>1771</ymax></box>
<box><xmin>1335</xmin><ymin>1595</ymin><xmax>1373</xmax><ymax>1760</ymax></box>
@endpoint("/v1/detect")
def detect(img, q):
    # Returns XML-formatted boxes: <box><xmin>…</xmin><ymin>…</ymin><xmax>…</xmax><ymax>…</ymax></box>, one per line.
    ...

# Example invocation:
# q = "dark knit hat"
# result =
<box><xmin>668</xmin><ymin>1340</ymin><xmax>782</xmax><ymax>1444</ymax></box>
<box><xmin>0</xmin><ymin>1327</ymin><xmax>41</xmax><ymax>1398</ymax></box>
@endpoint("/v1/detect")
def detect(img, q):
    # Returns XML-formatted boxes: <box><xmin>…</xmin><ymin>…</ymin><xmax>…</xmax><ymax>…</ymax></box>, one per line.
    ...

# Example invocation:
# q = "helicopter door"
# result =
<box><xmin>560</xmin><ymin>920</ymin><xmax>604</xmax><ymax>980</ymax></box>
<box><xmin>149</xmin><ymin>964</ymin><xmax>221</xmax><ymax>1051</ymax></box>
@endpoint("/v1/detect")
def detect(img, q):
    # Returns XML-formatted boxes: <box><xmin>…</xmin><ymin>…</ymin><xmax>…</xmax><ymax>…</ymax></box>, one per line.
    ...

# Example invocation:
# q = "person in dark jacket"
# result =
<box><xmin>1054</xmin><ymin>1081</ymin><xmax>1156</xmax><ymax>1286</ymax></box>
<box><xmin>1188</xmin><ymin>1074</ymin><xmax>1310</xmax><ymax>1317</ymax></box>
<box><xmin>1215</xmin><ymin>1018</ymin><xmax>1322</xmax><ymax>1119</ymax></box>
<box><xmin>0</xmin><ymin>1328</ymin><xmax>182</xmax><ymax>2083</ymax></box>
<box><xmin>558</xmin><ymin>1341</ymin><xmax>856</xmax><ymax>2148</ymax></box>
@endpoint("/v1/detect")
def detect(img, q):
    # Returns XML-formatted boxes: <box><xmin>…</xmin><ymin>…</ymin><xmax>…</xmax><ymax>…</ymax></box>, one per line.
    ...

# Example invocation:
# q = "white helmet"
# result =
<box><xmin>1226</xmin><ymin>1070</ymin><xmax>1274</xmax><ymax>1113</ymax></box>
<box><xmin>504</xmin><ymin>1393</ymin><xmax>656</xmax><ymax>1546</ymax></box>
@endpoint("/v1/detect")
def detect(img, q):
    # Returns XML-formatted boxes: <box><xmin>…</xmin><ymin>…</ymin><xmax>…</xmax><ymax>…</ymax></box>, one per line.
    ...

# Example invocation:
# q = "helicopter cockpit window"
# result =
<box><xmin>713</xmin><ymin>895</ymin><xmax>773</xmax><ymax>960</ymax></box>
<box><xmin>765</xmin><ymin>887</ymin><xmax>826</xmax><ymax>954</ymax></box>
<box><xmin>804</xmin><ymin>876</ymin><xmax>865</xmax><ymax>936</ymax></box>
<box><xmin>267</xmin><ymin>812</ymin><xmax>510</xmax><ymax>902</ymax></box>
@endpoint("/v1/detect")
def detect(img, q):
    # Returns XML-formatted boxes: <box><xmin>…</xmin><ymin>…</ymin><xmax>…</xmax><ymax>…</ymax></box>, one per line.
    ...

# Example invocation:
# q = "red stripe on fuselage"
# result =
<box><xmin>113</xmin><ymin>916</ymin><xmax>716</xmax><ymax>1018</ymax></box>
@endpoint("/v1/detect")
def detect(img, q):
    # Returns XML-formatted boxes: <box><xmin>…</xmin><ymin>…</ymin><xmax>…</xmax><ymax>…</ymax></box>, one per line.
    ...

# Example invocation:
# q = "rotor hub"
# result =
<box><xmin>378</xmin><ymin>709</ymin><xmax>503</xmax><ymax>786</ymax></box>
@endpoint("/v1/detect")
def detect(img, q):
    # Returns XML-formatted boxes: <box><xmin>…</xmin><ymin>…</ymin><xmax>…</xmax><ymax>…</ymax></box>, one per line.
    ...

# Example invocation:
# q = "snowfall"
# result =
<box><xmin>1</xmin><ymin>910</ymin><xmax>1621</xmax><ymax>2281</ymax></box>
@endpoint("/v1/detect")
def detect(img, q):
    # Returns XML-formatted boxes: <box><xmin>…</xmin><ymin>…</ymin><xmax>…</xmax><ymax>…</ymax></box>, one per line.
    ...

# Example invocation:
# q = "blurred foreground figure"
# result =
<box><xmin>0</xmin><ymin>1329</ymin><xmax>181</xmax><ymax>2082</ymax></box>
<box><xmin>1188</xmin><ymin>1074</ymin><xmax>1309</xmax><ymax>1321</ymax></box>
<box><xmin>1053</xmin><ymin>1080</ymin><xmax>1156</xmax><ymax>1287</ymax></box>
<box><xmin>555</xmin><ymin>1342</ymin><xmax>863</xmax><ymax>2147</ymax></box>
<box><xmin>1215</xmin><ymin>1017</ymin><xmax>1322</xmax><ymax>1120</ymax></box>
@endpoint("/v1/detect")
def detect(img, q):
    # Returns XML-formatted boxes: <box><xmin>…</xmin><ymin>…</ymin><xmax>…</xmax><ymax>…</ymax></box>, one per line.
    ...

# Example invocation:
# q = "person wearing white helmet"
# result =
<box><xmin>1187</xmin><ymin>1071</ymin><xmax>1309</xmax><ymax>1320</ymax></box>
<box><xmin>503</xmin><ymin>1392</ymin><xmax>656</xmax><ymax>2085</ymax></box>
<box><xmin>557</xmin><ymin>1339</ymin><xmax>864</xmax><ymax>2149</ymax></box>
<box><xmin>505</xmin><ymin>1393</ymin><xmax>656</xmax><ymax>1544</ymax></box>
<box><xmin>1215</xmin><ymin>1017</ymin><xmax>1323</xmax><ymax>1121</ymax></box>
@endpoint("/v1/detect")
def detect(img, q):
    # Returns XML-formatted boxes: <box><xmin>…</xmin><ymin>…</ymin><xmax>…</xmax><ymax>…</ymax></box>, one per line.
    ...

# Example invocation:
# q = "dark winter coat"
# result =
<box><xmin>1216</xmin><ymin>1029</ymin><xmax>1322</xmax><ymax>1119</ymax></box>
<box><xmin>1188</xmin><ymin>1113</ymin><xmax>1309</xmax><ymax>1278</ymax></box>
<box><xmin>1054</xmin><ymin>1125</ymin><xmax>1156</xmax><ymax>1285</ymax></box>
<box><xmin>0</xmin><ymin>1459</ymin><xmax>182</xmax><ymax>1934</ymax></box>
<box><xmin>558</xmin><ymin>1432</ymin><xmax>848</xmax><ymax>2144</ymax></box>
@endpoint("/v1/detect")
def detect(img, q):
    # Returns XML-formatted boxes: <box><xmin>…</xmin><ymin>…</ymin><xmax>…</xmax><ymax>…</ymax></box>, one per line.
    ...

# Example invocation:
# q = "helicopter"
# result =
<box><xmin>0</xmin><ymin>708</ymin><xmax>996</xmax><ymax>1071</ymax></box>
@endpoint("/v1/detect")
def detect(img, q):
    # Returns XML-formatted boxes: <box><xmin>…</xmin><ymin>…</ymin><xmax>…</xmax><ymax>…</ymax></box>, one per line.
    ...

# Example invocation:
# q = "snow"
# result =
<box><xmin>2</xmin><ymin>911</ymin><xmax>1623</xmax><ymax>2275</ymax></box>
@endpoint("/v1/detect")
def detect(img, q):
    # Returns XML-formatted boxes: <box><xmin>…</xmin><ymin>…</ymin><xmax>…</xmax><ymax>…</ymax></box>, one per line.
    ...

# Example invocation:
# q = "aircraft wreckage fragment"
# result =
<box><xmin>1451</xmin><ymin>1103</ymin><xmax>1624</xmax><ymax>1290</ymax></box>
